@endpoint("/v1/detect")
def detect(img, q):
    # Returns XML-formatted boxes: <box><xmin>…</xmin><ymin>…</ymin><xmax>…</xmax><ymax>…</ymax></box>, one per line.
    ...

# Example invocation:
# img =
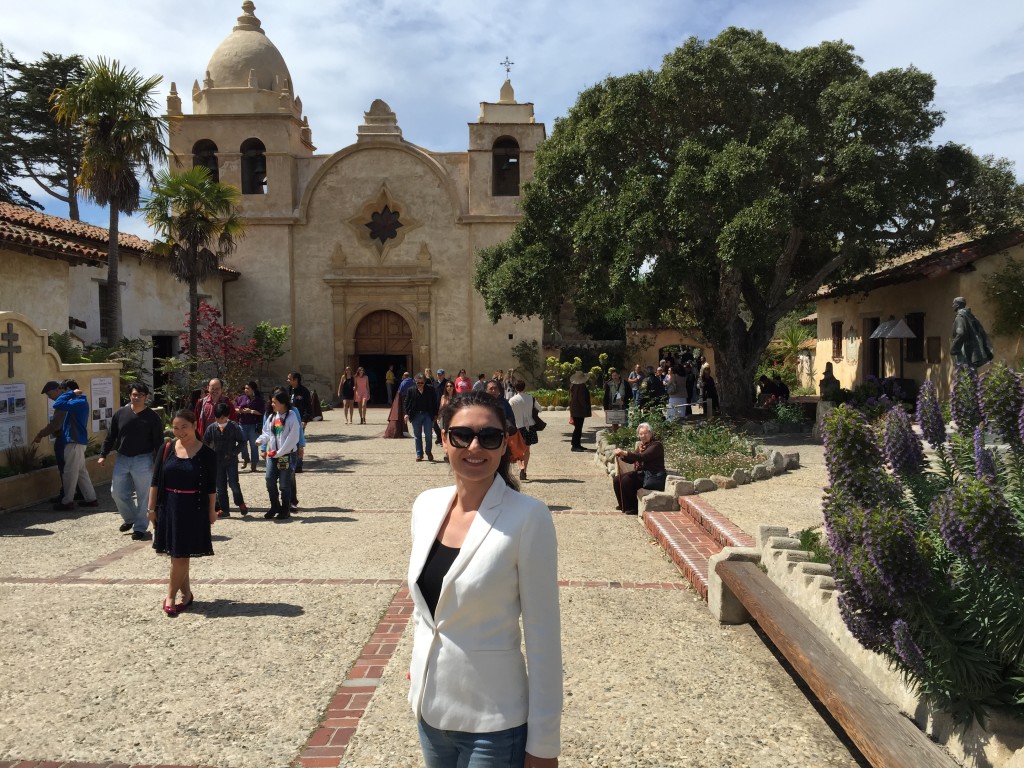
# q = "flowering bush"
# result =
<box><xmin>822</xmin><ymin>363</ymin><xmax>1024</xmax><ymax>725</ymax></box>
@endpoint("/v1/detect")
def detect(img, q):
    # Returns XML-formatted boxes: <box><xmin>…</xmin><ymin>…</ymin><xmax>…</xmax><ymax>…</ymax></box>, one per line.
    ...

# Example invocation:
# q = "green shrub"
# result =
<box><xmin>610</xmin><ymin>414</ymin><xmax>764</xmax><ymax>480</ymax></box>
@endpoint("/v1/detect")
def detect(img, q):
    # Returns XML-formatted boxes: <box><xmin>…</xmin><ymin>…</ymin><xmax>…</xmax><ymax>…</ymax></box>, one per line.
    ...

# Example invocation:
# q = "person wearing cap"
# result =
<box><xmin>99</xmin><ymin>382</ymin><xmax>164</xmax><ymax>539</ymax></box>
<box><xmin>568</xmin><ymin>371</ymin><xmax>592</xmax><ymax>452</ymax></box>
<box><xmin>49</xmin><ymin>379</ymin><xmax>99</xmax><ymax>510</ymax></box>
<box><xmin>432</xmin><ymin>369</ymin><xmax>449</xmax><ymax>446</ymax></box>
<box><xmin>33</xmin><ymin>380</ymin><xmax>82</xmax><ymax>503</ymax></box>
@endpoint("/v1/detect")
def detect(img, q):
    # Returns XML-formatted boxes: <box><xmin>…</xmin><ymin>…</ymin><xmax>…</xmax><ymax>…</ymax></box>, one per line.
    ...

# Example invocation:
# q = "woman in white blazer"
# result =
<box><xmin>408</xmin><ymin>391</ymin><xmax>562</xmax><ymax>767</ymax></box>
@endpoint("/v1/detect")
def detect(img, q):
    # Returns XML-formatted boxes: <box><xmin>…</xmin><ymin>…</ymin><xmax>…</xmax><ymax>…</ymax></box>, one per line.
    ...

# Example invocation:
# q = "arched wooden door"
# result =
<box><xmin>352</xmin><ymin>310</ymin><xmax>413</xmax><ymax>404</ymax></box>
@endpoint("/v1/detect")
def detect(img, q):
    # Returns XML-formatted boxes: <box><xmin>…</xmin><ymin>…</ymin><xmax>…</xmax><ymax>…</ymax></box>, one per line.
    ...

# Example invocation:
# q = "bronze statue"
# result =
<box><xmin>950</xmin><ymin>297</ymin><xmax>994</xmax><ymax>369</ymax></box>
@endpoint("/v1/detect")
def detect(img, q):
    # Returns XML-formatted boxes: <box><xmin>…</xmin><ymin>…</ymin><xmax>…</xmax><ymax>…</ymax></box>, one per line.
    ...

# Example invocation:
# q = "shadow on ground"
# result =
<box><xmin>186</xmin><ymin>598</ymin><xmax>305</xmax><ymax>618</ymax></box>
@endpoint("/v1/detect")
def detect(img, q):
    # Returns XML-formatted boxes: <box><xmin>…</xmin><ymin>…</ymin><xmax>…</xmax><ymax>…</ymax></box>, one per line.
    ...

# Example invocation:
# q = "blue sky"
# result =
<box><xmin>5</xmin><ymin>0</ymin><xmax>1023</xmax><ymax>236</ymax></box>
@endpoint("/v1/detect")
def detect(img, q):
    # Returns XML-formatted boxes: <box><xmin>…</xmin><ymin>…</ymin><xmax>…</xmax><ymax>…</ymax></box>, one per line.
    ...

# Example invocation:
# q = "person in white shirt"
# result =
<box><xmin>508</xmin><ymin>379</ymin><xmax>538</xmax><ymax>481</ymax></box>
<box><xmin>408</xmin><ymin>391</ymin><xmax>561</xmax><ymax>767</ymax></box>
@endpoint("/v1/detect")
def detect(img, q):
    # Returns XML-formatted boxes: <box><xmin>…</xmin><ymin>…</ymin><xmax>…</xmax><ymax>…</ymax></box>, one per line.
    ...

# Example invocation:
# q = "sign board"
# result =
<box><xmin>605</xmin><ymin>409</ymin><xmax>627</xmax><ymax>425</ymax></box>
<box><xmin>90</xmin><ymin>376</ymin><xmax>115</xmax><ymax>433</ymax></box>
<box><xmin>0</xmin><ymin>382</ymin><xmax>28</xmax><ymax>450</ymax></box>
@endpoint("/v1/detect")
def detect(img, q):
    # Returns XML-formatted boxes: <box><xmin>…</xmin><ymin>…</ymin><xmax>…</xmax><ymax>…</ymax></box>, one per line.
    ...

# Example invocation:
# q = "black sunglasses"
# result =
<box><xmin>446</xmin><ymin>426</ymin><xmax>506</xmax><ymax>450</ymax></box>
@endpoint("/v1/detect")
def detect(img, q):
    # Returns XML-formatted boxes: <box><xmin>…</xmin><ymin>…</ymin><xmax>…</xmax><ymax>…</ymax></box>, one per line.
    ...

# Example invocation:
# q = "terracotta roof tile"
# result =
<box><xmin>818</xmin><ymin>231</ymin><xmax>1024</xmax><ymax>299</ymax></box>
<box><xmin>0</xmin><ymin>202</ymin><xmax>240</xmax><ymax>276</ymax></box>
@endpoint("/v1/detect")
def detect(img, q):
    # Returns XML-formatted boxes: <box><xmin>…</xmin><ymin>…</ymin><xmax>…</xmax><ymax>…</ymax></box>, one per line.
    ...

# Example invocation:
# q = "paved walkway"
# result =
<box><xmin>0</xmin><ymin>410</ymin><xmax>858</xmax><ymax>767</ymax></box>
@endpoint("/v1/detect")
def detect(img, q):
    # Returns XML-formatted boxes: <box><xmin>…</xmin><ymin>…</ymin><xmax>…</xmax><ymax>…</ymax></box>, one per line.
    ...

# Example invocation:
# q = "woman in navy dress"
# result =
<box><xmin>148</xmin><ymin>410</ymin><xmax>217</xmax><ymax>616</ymax></box>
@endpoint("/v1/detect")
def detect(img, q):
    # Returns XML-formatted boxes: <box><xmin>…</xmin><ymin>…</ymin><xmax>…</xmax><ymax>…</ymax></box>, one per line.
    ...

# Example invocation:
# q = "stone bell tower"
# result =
<box><xmin>165</xmin><ymin>1</ymin><xmax>314</xmax><ymax>217</ymax></box>
<box><xmin>467</xmin><ymin>78</ymin><xmax>546</xmax><ymax>216</ymax></box>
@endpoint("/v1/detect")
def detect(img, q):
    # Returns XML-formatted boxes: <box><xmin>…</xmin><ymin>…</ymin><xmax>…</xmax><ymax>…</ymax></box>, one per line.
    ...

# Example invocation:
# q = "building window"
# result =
<box><xmin>240</xmin><ymin>138</ymin><xmax>267</xmax><ymax>194</ymax></box>
<box><xmin>831</xmin><ymin>321</ymin><xmax>843</xmax><ymax>360</ymax></box>
<box><xmin>904</xmin><ymin>312</ymin><xmax>925</xmax><ymax>362</ymax></box>
<box><xmin>98</xmin><ymin>282</ymin><xmax>111</xmax><ymax>344</ymax></box>
<box><xmin>191</xmin><ymin>139</ymin><xmax>219</xmax><ymax>182</ymax></box>
<box><xmin>927</xmin><ymin>336</ymin><xmax>942</xmax><ymax>364</ymax></box>
<box><xmin>492</xmin><ymin>137</ymin><xmax>520</xmax><ymax>196</ymax></box>
<box><xmin>365</xmin><ymin>205</ymin><xmax>403</xmax><ymax>245</ymax></box>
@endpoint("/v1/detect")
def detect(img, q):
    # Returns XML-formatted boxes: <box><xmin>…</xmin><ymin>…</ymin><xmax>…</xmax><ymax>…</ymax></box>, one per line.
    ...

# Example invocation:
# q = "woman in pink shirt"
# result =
<box><xmin>354</xmin><ymin>366</ymin><xmax>371</xmax><ymax>424</ymax></box>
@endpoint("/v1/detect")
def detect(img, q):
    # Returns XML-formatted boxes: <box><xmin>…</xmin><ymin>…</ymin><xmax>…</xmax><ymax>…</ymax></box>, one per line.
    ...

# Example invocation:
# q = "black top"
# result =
<box><xmin>100</xmin><ymin>405</ymin><xmax>163</xmax><ymax>459</ymax></box>
<box><xmin>417</xmin><ymin>538</ymin><xmax>460</xmax><ymax>618</ymax></box>
<box><xmin>404</xmin><ymin>384</ymin><xmax>439</xmax><ymax>418</ymax></box>
<box><xmin>289</xmin><ymin>384</ymin><xmax>313</xmax><ymax>421</ymax></box>
<box><xmin>340</xmin><ymin>377</ymin><xmax>355</xmax><ymax>399</ymax></box>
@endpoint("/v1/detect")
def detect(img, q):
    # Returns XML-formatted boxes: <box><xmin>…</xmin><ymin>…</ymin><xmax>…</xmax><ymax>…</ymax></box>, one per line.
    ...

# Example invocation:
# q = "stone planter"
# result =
<box><xmin>0</xmin><ymin>455</ymin><xmax>113</xmax><ymax>514</ymax></box>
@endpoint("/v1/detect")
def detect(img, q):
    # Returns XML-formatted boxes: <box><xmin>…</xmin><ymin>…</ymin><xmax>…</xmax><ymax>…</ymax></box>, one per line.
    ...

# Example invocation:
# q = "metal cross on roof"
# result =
<box><xmin>1</xmin><ymin>322</ymin><xmax>21</xmax><ymax>378</ymax></box>
<box><xmin>500</xmin><ymin>57</ymin><xmax>514</xmax><ymax>76</ymax></box>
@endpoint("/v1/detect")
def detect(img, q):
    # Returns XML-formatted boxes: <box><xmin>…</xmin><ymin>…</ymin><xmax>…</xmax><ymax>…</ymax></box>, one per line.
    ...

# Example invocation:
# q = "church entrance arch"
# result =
<box><xmin>352</xmin><ymin>310</ymin><xmax>413</xmax><ymax>404</ymax></box>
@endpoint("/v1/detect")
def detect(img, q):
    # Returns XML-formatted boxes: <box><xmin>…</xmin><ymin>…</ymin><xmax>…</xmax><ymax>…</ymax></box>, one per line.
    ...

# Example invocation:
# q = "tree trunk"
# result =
<box><xmin>188</xmin><ymin>275</ymin><xmax>199</xmax><ymax>365</ymax></box>
<box><xmin>105</xmin><ymin>205</ymin><xmax>122</xmax><ymax>343</ymax></box>
<box><xmin>714</xmin><ymin>346</ymin><xmax>760</xmax><ymax>418</ymax></box>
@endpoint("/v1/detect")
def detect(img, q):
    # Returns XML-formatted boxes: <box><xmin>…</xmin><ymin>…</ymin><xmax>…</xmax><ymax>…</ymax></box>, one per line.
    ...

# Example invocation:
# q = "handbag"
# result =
<box><xmin>507</xmin><ymin>429</ymin><xmax>527</xmax><ymax>462</ymax></box>
<box><xmin>531</xmin><ymin>398</ymin><xmax>546</xmax><ymax>431</ymax></box>
<box><xmin>642</xmin><ymin>470</ymin><xmax>667</xmax><ymax>491</ymax></box>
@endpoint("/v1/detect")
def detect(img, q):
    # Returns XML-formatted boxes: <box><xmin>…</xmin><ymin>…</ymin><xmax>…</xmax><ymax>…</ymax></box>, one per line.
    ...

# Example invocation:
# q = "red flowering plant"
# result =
<box><xmin>180</xmin><ymin>301</ymin><xmax>259</xmax><ymax>393</ymax></box>
<box><xmin>822</xmin><ymin>361</ymin><xmax>1024</xmax><ymax>726</ymax></box>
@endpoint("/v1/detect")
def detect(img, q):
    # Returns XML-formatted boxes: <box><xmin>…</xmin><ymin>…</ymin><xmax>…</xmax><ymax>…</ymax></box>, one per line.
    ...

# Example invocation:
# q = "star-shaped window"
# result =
<box><xmin>365</xmin><ymin>206</ymin><xmax>403</xmax><ymax>245</ymax></box>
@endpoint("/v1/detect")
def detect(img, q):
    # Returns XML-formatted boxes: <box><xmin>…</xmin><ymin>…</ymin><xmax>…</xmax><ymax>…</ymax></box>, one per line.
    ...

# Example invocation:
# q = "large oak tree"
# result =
<box><xmin>475</xmin><ymin>28</ymin><xmax>1024</xmax><ymax>413</ymax></box>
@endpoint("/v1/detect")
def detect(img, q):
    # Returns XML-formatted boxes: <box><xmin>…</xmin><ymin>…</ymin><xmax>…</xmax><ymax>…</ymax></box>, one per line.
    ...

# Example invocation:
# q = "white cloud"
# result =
<box><xmin>6</xmin><ymin>0</ymin><xmax>1022</xmax><ymax>233</ymax></box>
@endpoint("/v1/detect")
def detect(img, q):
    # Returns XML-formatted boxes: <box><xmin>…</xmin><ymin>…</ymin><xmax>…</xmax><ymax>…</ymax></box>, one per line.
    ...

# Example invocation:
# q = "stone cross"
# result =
<box><xmin>500</xmin><ymin>57</ymin><xmax>514</xmax><ymax>76</ymax></box>
<box><xmin>1</xmin><ymin>322</ymin><xmax>21</xmax><ymax>378</ymax></box>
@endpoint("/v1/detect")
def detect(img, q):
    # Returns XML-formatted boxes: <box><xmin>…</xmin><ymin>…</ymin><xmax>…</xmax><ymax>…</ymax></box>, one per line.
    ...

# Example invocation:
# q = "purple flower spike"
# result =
<box><xmin>950</xmin><ymin>365</ymin><xmax>982</xmax><ymax>434</ymax></box>
<box><xmin>978</xmin><ymin>362</ymin><xmax>1022</xmax><ymax>445</ymax></box>
<box><xmin>973</xmin><ymin>426</ymin><xmax>997</xmax><ymax>482</ymax></box>
<box><xmin>932</xmin><ymin>479</ymin><xmax>1024</xmax><ymax>571</ymax></box>
<box><xmin>892</xmin><ymin>619</ymin><xmax>926</xmax><ymax>676</ymax></box>
<box><xmin>915</xmin><ymin>379</ymin><xmax>946</xmax><ymax>449</ymax></box>
<box><xmin>880</xmin><ymin>407</ymin><xmax>925</xmax><ymax>476</ymax></box>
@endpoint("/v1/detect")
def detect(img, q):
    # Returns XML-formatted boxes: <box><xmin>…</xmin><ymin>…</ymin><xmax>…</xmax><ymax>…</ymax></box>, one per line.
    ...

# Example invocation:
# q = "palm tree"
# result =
<box><xmin>51</xmin><ymin>57</ymin><xmax>165</xmax><ymax>344</ymax></box>
<box><xmin>142</xmin><ymin>165</ymin><xmax>245</xmax><ymax>360</ymax></box>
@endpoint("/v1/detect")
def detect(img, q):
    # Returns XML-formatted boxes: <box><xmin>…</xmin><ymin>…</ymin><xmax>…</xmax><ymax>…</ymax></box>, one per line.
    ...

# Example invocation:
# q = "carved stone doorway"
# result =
<box><xmin>352</xmin><ymin>310</ymin><xmax>413</xmax><ymax>404</ymax></box>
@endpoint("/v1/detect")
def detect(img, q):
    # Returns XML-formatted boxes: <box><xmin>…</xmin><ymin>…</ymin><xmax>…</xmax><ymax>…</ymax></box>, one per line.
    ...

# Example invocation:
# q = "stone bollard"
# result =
<box><xmin>694</xmin><ymin>477</ymin><xmax>717</xmax><ymax>493</ymax></box>
<box><xmin>751</xmin><ymin>464</ymin><xmax>772</xmax><ymax>481</ymax></box>
<box><xmin>710</xmin><ymin>474</ymin><xmax>737</xmax><ymax>489</ymax></box>
<box><xmin>708</xmin><ymin>547</ymin><xmax>762</xmax><ymax>624</ymax></box>
<box><xmin>732</xmin><ymin>467</ymin><xmax>751</xmax><ymax>485</ymax></box>
<box><xmin>638</xmin><ymin>491</ymin><xmax>679</xmax><ymax>516</ymax></box>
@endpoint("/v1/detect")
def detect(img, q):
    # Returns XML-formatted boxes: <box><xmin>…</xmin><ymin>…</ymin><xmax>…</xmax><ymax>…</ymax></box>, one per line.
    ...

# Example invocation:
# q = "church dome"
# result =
<box><xmin>205</xmin><ymin>1</ymin><xmax>293</xmax><ymax>92</ymax></box>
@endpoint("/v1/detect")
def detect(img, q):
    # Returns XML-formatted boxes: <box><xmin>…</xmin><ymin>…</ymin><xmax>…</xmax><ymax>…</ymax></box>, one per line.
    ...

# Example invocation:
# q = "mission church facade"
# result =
<box><xmin>166</xmin><ymin>2</ymin><xmax>545</xmax><ymax>399</ymax></box>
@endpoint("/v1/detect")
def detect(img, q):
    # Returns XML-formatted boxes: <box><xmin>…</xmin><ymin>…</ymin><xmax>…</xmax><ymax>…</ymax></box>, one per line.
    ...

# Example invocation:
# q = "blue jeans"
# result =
<box><xmin>111</xmin><ymin>453</ymin><xmax>154</xmax><ymax>532</ymax></box>
<box><xmin>215</xmin><ymin>458</ymin><xmax>245</xmax><ymax>512</ymax></box>
<box><xmin>265</xmin><ymin>453</ymin><xmax>294</xmax><ymax>511</ymax></box>
<box><xmin>240</xmin><ymin>423</ymin><xmax>259</xmax><ymax>464</ymax></box>
<box><xmin>417</xmin><ymin>718</ymin><xmax>527</xmax><ymax>768</ymax></box>
<box><xmin>410</xmin><ymin>412</ymin><xmax>433</xmax><ymax>458</ymax></box>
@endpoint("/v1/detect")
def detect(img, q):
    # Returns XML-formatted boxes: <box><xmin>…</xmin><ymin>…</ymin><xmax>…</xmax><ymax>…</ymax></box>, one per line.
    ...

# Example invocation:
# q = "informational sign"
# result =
<box><xmin>0</xmin><ymin>382</ymin><xmax>28</xmax><ymax>451</ymax></box>
<box><xmin>605</xmin><ymin>409</ymin><xmax>627</xmax><ymax>425</ymax></box>
<box><xmin>90</xmin><ymin>376</ymin><xmax>115</xmax><ymax>434</ymax></box>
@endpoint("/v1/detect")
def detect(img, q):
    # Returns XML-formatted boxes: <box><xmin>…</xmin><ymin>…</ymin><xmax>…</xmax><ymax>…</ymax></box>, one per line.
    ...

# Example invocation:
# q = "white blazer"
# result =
<box><xmin>407</xmin><ymin>475</ymin><xmax>562</xmax><ymax>759</ymax></box>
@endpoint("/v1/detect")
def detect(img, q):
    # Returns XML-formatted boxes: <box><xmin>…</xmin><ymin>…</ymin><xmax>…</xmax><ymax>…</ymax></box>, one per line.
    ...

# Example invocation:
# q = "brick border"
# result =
<box><xmin>293</xmin><ymin>586</ymin><xmax>413</xmax><ymax>767</ymax></box>
<box><xmin>644</xmin><ymin>494</ymin><xmax>757</xmax><ymax>601</ymax></box>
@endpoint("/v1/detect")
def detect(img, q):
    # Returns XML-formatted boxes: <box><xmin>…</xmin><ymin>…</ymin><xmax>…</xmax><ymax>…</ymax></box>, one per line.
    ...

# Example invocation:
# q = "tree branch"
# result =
<box><xmin>22</xmin><ymin>163</ymin><xmax>69</xmax><ymax>203</ymax></box>
<box><xmin>767</xmin><ymin>226</ymin><xmax>804</xmax><ymax>307</ymax></box>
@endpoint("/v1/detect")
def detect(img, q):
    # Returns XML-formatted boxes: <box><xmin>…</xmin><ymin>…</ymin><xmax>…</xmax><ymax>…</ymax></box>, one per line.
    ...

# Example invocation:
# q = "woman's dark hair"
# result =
<box><xmin>271</xmin><ymin>389</ymin><xmax>290</xmax><ymax>409</ymax></box>
<box><xmin>440</xmin><ymin>392</ymin><xmax>519</xmax><ymax>491</ymax></box>
<box><xmin>246</xmin><ymin>380</ymin><xmax>261</xmax><ymax>399</ymax></box>
<box><xmin>173</xmin><ymin>409</ymin><xmax>196</xmax><ymax>424</ymax></box>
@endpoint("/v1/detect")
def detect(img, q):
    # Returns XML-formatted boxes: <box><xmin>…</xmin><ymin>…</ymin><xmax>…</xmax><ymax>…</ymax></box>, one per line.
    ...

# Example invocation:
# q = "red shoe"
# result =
<box><xmin>176</xmin><ymin>593</ymin><xmax>194</xmax><ymax>612</ymax></box>
<box><xmin>162</xmin><ymin>598</ymin><xmax>178</xmax><ymax>617</ymax></box>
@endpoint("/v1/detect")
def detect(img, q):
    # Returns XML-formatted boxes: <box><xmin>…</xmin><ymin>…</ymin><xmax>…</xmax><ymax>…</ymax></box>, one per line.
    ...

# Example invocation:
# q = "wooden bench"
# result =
<box><xmin>716</xmin><ymin>560</ymin><xmax>958</xmax><ymax>768</ymax></box>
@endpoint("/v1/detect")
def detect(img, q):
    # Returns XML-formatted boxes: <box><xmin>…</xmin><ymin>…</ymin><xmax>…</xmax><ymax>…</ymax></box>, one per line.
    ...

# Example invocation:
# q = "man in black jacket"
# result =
<box><xmin>432</xmin><ymin>368</ymin><xmax>449</xmax><ymax>446</ymax></box>
<box><xmin>405</xmin><ymin>373</ymin><xmax>439</xmax><ymax>461</ymax></box>
<box><xmin>287</xmin><ymin>371</ymin><xmax>312</xmax><ymax>474</ymax></box>
<box><xmin>98</xmin><ymin>382</ymin><xmax>163</xmax><ymax>539</ymax></box>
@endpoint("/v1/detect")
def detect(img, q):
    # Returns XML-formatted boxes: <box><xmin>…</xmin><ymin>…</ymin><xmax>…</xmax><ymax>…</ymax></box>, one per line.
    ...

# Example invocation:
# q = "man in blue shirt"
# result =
<box><xmin>51</xmin><ymin>379</ymin><xmax>98</xmax><ymax>510</ymax></box>
<box><xmin>33</xmin><ymin>380</ymin><xmax>83</xmax><ymax>502</ymax></box>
